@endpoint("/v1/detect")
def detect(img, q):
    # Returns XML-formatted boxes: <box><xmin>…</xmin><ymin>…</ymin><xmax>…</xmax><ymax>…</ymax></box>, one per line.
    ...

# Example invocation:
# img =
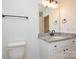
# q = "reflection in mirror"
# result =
<box><xmin>38</xmin><ymin>0</ymin><xmax>60</xmax><ymax>33</ymax></box>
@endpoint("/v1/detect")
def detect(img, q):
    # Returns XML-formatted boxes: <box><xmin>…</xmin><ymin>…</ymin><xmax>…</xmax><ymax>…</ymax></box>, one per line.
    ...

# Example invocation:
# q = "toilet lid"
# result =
<box><xmin>8</xmin><ymin>41</ymin><xmax>26</xmax><ymax>48</ymax></box>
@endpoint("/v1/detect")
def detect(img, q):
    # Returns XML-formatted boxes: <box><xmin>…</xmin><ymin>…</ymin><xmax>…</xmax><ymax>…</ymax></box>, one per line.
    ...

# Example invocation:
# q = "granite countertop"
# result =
<box><xmin>38</xmin><ymin>32</ymin><xmax>76</xmax><ymax>43</ymax></box>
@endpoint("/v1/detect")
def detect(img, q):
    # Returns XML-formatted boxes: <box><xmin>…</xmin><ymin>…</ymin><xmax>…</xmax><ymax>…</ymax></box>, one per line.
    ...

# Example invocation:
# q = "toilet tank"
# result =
<box><xmin>8</xmin><ymin>41</ymin><xmax>26</xmax><ymax>59</ymax></box>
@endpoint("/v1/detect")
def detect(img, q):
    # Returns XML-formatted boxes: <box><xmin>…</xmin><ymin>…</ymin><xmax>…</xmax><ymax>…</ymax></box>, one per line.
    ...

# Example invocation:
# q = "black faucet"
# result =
<box><xmin>50</xmin><ymin>30</ymin><xmax>55</xmax><ymax>36</ymax></box>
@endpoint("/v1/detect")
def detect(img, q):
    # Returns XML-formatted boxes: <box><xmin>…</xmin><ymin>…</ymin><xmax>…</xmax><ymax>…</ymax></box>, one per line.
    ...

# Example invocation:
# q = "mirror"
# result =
<box><xmin>38</xmin><ymin>0</ymin><xmax>60</xmax><ymax>33</ymax></box>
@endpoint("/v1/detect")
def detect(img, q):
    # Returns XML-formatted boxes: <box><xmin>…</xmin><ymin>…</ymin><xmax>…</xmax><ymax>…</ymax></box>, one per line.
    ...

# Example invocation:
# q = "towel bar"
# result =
<box><xmin>2</xmin><ymin>14</ymin><xmax>28</xmax><ymax>19</ymax></box>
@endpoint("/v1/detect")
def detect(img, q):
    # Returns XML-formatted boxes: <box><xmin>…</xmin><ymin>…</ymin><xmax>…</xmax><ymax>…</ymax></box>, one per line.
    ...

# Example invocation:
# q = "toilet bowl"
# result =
<box><xmin>8</xmin><ymin>41</ymin><xmax>26</xmax><ymax>59</ymax></box>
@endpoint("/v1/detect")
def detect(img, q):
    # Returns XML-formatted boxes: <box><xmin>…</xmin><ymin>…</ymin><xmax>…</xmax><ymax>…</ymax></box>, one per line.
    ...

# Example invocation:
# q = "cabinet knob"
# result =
<box><xmin>54</xmin><ymin>45</ymin><xmax>57</xmax><ymax>47</ymax></box>
<box><xmin>64</xmin><ymin>50</ymin><xmax>65</xmax><ymax>52</ymax></box>
<box><xmin>72</xmin><ymin>41</ymin><xmax>75</xmax><ymax>42</ymax></box>
<box><xmin>66</xmin><ymin>49</ymin><xmax>68</xmax><ymax>50</ymax></box>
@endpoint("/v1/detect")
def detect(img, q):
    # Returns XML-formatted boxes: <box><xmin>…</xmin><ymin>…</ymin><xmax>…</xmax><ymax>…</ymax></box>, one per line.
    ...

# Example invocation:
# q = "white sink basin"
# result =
<box><xmin>49</xmin><ymin>36</ymin><xmax>67</xmax><ymax>41</ymax></box>
<box><xmin>41</xmin><ymin>36</ymin><xmax>67</xmax><ymax>41</ymax></box>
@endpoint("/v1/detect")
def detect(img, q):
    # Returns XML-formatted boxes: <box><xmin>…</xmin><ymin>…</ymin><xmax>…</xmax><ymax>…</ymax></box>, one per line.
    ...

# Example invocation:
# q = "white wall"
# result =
<box><xmin>60</xmin><ymin>0</ymin><xmax>76</xmax><ymax>33</ymax></box>
<box><xmin>2</xmin><ymin>0</ymin><xmax>39</xmax><ymax>59</ymax></box>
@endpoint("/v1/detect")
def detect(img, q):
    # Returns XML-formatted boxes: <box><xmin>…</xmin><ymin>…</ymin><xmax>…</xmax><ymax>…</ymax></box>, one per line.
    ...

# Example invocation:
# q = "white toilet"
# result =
<box><xmin>8</xmin><ymin>41</ymin><xmax>26</xmax><ymax>59</ymax></box>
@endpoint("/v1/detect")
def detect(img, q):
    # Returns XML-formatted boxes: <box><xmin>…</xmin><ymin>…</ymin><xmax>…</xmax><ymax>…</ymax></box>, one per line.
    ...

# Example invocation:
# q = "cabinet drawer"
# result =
<box><xmin>66</xmin><ymin>39</ymin><xmax>75</xmax><ymax>44</ymax></box>
<box><xmin>50</xmin><ymin>40</ymin><xmax>69</xmax><ymax>50</ymax></box>
<box><xmin>50</xmin><ymin>39</ymin><xmax>76</xmax><ymax>52</ymax></box>
<box><xmin>64</xmin><ymin>39</ymin><xmax>76</xmax><ymax>48</ymax></box>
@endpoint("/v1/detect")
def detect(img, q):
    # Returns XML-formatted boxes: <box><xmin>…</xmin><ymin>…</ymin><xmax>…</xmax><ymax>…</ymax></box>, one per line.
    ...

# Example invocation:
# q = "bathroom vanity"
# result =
<box><xmin>38</xmin><ymin>0</ymin><xmax>76</xmax><ymax>59</ymax></box>
<box><xmin>38</xmin><ymin>33</ymin><xmax>76</xmax><ymax>59</ymax></box>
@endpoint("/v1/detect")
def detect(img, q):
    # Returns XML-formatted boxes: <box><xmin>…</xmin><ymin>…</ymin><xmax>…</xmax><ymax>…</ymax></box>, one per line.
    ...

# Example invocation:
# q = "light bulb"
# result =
<box><xmin>41</xmin><ymin>0</ymin><xmax>58</xmax><ymax>8</ymax></box>
<box><xmin>42</xmin><ymin>0</ymin><xmax>49</xmax><ymax>7</ymax></box>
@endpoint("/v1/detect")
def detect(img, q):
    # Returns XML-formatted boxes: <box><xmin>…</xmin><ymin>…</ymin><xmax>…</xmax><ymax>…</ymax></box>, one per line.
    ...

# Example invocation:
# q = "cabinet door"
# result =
<box><xmin>50</xmin><ymin>42</ymin><xmax>64</xmax><ymax>59</ymax></box>
<box><xmin>66</xmin><ymin>46</ymin><xmax>76</xmax><ymax>59</ymax></box>
<box><xmin>50</xmin><ymin>48</ymin><xmax>64</xmax><ymax>59</ymax></box>
<box><xmin>62</xmin><ymin>48</ymin><xmax>76</xmax><ymax>59</ymax></box>
<box><xmin>62</xmin><ymin>39</ymin><xmax>76</xmax><ymax>59</ymax></box>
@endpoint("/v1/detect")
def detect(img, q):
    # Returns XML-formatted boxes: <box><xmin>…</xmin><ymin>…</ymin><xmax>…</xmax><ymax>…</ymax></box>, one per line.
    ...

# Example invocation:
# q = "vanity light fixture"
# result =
<box><xmin>41</xmin><ymin>0</ymin><xmax>58</xmax><ymax>8</ymax></box>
